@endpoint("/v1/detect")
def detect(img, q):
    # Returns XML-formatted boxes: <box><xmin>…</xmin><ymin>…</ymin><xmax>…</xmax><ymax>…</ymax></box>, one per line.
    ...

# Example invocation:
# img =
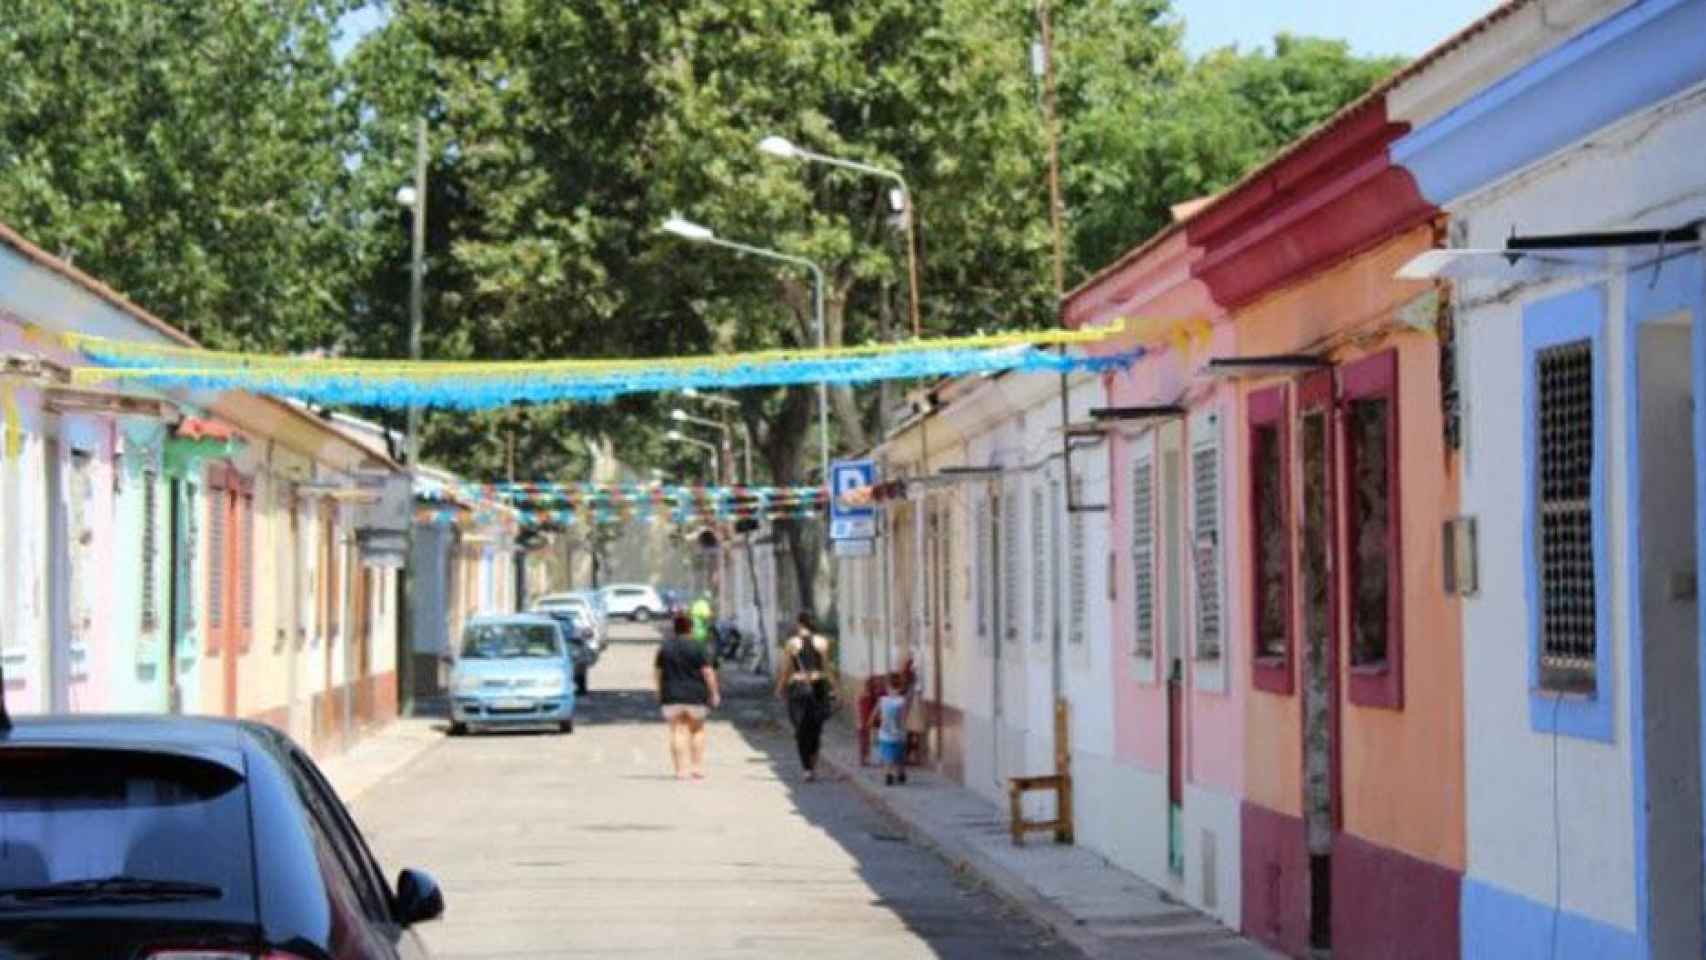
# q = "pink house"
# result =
<box><xmin>1063</xmin><ymin>222</ymin><xmax>1245</xmax><ymax>926</ymax></box>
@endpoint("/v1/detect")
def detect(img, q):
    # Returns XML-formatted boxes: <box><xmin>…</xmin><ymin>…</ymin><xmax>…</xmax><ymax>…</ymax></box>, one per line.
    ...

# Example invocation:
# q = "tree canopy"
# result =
<box><xmin>0</xmin><ymin>0</ymin><xmax>1405</xmax><ymax>489</ymax></box>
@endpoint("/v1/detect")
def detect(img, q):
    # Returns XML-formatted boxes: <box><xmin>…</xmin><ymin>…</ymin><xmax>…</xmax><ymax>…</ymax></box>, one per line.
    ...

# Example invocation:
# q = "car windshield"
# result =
<box><xmin>0</xmin><ymin>748</ymin><xmax>255</xmax><ymax>919</ymax></box>
<box><xmin>461</xmin><ymin>623</ymin><xmax>562</xmax><ymax>659</ymax></box>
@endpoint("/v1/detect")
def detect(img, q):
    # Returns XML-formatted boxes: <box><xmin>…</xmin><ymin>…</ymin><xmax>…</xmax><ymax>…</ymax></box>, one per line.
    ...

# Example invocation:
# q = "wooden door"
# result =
<box><xmin>1297</xmin><ymin>369</ymin><xmax>1341</xmax><ymax>951</ymax></box>
<box><xmin>206</xmin><ymin>465</ymin><xmax>251</xmax><ymax>717</ymax></box>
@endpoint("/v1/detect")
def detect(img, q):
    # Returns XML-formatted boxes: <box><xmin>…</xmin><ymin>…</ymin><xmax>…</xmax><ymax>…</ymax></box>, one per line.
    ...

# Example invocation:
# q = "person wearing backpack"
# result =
<box><xmin>775</xmin><ymin>611</ymin><xmax>837</xmax><ymax>781</ymax></box>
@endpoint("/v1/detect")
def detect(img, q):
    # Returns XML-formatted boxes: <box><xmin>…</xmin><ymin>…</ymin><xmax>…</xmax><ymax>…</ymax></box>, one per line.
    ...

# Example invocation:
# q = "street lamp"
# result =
<box><xmin>396</xmin><ymin>117</ymin><xmax>428</xmax><ymax>718</ymax></box>
<box><xmin>660</xmin><ymin>216</ymin><xmax>829</xmax><ymax>485</ymax></box>
<box><xmin>757</xmin><ymin>136</ymin><xmax>920</xmax><ymax>338</ymax></box>
<box><xmin>666</xmin><ymin>428</ymin><xmax>720</xmax><ymax>483</ymax></box>
<box><xmin>679</xmin><ymin>391</ymin><xmax>752</xmax><ymax>485</ymax></box>
<box><xmin>681</xmin><ymin>387</ymin><xmax>738</xmax><ymax>409</ymax></box>
<box><xmin>672</xmin><ymin>409</ymin><xmax>740</xmax><ymax>487</ymax></box>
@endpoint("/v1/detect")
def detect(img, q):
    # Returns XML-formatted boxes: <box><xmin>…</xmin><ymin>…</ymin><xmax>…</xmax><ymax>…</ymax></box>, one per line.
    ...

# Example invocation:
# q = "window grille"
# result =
<box><xmin>1191</xmin><ymin>439</ymin><xmax>1223</xmax><ymax>661</ymax></box>
<box><xmin>1536</xmin><ymin>339</ymin><xmax>1596</xmax><ymax>692</ymax></box>
<box><xmin>975</xmin><ymin>497</ymin><xmax>990</xmax><ymax>640</ymax></box>
<box><xmin>1132</xmin><ymin>455</ymin><xmax>1156</xmax><ymax>659</ymax></box>
<box><xmin>141</xmin><ymin>471</ymin><xmax>159</xmax><ymax>632</ymax></box>
<box><xmin>1068</xmin><ymin>474</ymin><xmax>1086</xmax><ymax>645</ymax></box>
<box><xmin>1031</xmin><ymin>486</ymin><xmax>1047</xmax><ymax>644</ymax></box>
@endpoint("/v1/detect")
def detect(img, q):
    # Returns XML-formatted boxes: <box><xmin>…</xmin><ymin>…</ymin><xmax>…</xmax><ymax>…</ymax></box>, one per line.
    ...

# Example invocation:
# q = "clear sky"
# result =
<box><xmin>335</xmin><ymin>2</ymin><xmax>1506</xmax><ymax>65</ymax></box>
<box><xmin>1172</xmin><ymin>0</ymin><xmax>1505</xmax><ymax>59</ymax></box>
<box><xmin>333</xmin><ymin>3</ymin><xmax>386</xmax><ymax>60</ymax></box>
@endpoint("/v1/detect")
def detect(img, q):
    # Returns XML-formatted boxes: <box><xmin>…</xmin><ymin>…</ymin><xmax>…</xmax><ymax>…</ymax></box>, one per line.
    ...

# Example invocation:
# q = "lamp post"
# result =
<box><xmin>660</xmin><ymin>216</ymin><xmax>829</xmax><ymax>486</ymax></box>
<box><xmin>758</xmin><ymin>136</ymin><xmax>919</xmax><ymax>340</ymax></box>
<box><xmin>394</xmin><ymin>117</ymin><xmax>428</xmax><ymax>717</ymax></box>
<box><xmin>666</xmin><ymin>428</ymin><xmax>720</xmax><ymax>484</ymax></box>
<box><xmin>681</xmin><ymin>391</ymin><xmax>752</xmax><ymax>486</ymax></box>
<box><xmin>672</xmin><ymin>405</ymin><xmax>740</xmax><ymax>487</ymax></box>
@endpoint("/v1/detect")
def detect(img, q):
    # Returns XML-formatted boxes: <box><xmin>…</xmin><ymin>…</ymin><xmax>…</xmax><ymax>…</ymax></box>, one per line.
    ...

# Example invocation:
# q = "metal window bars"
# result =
<box><xmin>1536</xmin><ymin>339</ymin><xmax>1597</xmax><ymax>693</ymax></box>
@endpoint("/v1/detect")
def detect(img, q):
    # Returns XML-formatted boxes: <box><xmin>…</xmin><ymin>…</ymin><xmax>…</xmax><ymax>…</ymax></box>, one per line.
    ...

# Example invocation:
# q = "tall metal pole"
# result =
<box><xmin>402</xmin><ymin>116</ymin><xmax>427</xmax><ymax>716</ymax></box>
<box><xmin>811</xmin><ymin>264</ymin><xmax>830</xmax><ymax>487</ymax></box>
<box><xmin>406</xmin><ymin>118</ymin><xmax>427</xmax><ymax>468</ymax></box>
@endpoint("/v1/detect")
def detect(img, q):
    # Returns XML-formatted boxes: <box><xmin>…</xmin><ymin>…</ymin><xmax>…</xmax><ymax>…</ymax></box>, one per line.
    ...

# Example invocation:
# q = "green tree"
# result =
<box><xmin>0</xmin><ymin>0</ymin><xmax>361</xmax><ymax>350</ymax></box>
<box><xmin>1059</xmin><ymin>27</ymin><xmax>1405</xmax><ymax>280</ymax></box>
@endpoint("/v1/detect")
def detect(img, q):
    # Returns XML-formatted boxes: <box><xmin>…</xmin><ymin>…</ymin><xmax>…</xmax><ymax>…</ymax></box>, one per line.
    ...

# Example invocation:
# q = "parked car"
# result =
<box><xmin>0</xmin><ymin>714</ymin><xmax>443</xmax><ymax>958</ymax></box>
<box><xmin>534</xmin><ymin>606</ymin><xmax>598</xmax><ymax>694</ymax></box>
<box><xmin>600</xmin><ymin>583</ymin><xmax>665</xmax><ymax>622</ymax></box>
<box><xmin>449</xmin><ymin>614</ymin><xmax>577</xmax><ymax>735</ymax></box>
<box><xmin>534</xmin><ymin>592</ymin><xmax>606</xmax><ymax>654</ymax></box>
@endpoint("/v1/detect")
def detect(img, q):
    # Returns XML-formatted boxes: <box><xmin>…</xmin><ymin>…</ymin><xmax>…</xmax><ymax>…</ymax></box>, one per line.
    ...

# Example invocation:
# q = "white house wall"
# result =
<box><xmin>1453</xmin><ymin>79</ymin><xmax>1706</xmax><ymax>943</ymax></box>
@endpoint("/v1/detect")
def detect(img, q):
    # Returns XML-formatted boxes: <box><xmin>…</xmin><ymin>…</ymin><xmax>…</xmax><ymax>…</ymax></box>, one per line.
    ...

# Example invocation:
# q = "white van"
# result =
<box><xmin>600</xmin><ymin>584</ymin><xmax>665</xmax><ymax>622</ymax></box>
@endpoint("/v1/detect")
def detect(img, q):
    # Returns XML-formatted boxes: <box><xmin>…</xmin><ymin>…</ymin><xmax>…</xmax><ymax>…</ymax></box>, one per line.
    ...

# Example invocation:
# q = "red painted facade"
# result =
<box><xmin>1184</xmin><ymin>103</ymin><xmax>1432</xmax><ymax>310</ymax></box>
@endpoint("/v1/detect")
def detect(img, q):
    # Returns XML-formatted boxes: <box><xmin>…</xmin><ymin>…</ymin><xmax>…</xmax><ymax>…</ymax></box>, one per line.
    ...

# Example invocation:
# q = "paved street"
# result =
<box><xmin>348</xmin><ymin>623</ymin><xmax>1079</xmax><ymax>959</ymax></box>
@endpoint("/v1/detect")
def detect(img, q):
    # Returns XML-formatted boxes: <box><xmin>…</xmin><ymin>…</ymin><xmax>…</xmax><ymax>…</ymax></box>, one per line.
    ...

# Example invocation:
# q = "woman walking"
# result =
<box><xmin>776</xmin><ymin>611</ymin><xmax>837</xmax><ymax>781</ymax></box>
<box><xmin>656</xmin><ymin>613</ymin><xmax>720</xmax><ymax>780</ymax></box>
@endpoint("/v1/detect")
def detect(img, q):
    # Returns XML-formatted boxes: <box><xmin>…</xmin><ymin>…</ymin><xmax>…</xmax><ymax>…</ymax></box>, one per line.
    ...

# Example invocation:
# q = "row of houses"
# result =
<box><xmin>0</xmin><ymin>219</ymin><xmax>535</xmax><ymax>757</ymax></box>
<box><xmin>835</xmin><ymin>1</ymin><xmax>1706</xmax><ymax>956</ymax></box>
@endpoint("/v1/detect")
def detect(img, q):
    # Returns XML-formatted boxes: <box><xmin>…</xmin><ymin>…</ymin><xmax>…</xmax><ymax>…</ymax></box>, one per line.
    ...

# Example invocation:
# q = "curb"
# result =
<box><xmin>321</xmin><ymin>717</ymin><xmax>446</xmax><ymax>804</ymax></box>
<box><xmin>818</xmin><ymin>747</ymin><xmax>1127</xmax><ymax>960</ymax></box>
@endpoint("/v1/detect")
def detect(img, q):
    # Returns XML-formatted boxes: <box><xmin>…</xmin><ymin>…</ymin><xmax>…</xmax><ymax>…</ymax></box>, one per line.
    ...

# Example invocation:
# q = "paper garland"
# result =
<box><xmin>62</xmin><ymin>325</ymin><xmax>1143</xmax><ymax>410</ymax></box>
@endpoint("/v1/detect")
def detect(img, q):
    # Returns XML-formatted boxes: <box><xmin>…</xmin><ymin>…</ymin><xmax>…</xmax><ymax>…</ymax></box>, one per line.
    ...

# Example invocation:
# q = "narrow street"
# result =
<box><xmin>348</xmin><ymin>622</ymin><xmax>1079</xmax><ymax>959</ymax></box>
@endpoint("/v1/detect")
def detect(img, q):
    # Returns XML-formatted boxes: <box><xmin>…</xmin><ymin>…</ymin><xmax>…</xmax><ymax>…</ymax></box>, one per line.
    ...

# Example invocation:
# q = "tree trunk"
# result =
<box><xmin>757</xmin><ymin>384</ymin><xmax>819</xmax><ymax>617</ymax></box>
<box><xmin>780</xmin><ymin>274</ymin><xmax>869</xmax><ymax>457</ymax></box>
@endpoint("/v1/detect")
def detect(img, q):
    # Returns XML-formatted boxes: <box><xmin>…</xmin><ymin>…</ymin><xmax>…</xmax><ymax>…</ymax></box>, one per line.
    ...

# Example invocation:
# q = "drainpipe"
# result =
<box><xmin>341</xmin><ymin>504</ymin><xmax>357</xmax><ymax>749</ymax></box>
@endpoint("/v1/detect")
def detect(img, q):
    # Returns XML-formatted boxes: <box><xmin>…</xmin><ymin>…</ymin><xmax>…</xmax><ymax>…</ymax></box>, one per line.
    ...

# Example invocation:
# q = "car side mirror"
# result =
<box><xmin>395</xmin><ymin>868</ymin><xmax>444</xmax><ymax>926</ymax></box>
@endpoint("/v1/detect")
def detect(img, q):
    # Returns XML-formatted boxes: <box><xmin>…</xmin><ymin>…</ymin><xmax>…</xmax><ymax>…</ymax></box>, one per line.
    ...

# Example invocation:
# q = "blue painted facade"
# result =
<box><xmin>1394</xmin><ymin>0</ymin><xmax>1706</xmax><ymax>207</ymax></box>
<box><xmin>1461</xmin><ymin>878</ymin><xmax>1641</xmax><ymax>960</ymax></box>
<box><xmin>1393</xmin><ymin>2</ymin><xmax>1706</xmax><ymax>957</ymax></box>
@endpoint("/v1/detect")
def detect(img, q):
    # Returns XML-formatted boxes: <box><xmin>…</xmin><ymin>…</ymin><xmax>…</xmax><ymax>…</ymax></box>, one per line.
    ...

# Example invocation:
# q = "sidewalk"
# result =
<box><xmin>318</xmin><ymin>716</ymin><xmax>445</xmax><ymax>803</ymax></box>
<box><xmin>816</xmin><ymin>722</ymin><xmax>1280</xmax><ymax>960</ymax></box>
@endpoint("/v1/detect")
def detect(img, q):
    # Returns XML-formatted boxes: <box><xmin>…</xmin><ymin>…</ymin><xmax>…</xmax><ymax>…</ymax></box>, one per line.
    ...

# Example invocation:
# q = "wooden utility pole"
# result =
<box><xmin>1038</xmin><ymin>0</ymin><xmax>1067</xmax><ymax>297</ymax></box>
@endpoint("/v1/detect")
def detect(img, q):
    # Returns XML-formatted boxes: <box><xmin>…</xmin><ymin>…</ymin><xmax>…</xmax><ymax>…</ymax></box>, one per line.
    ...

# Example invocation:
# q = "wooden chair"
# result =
<box><xmin>1008</xmin><ymin>699</ymin><xmax>1074</xmax><ymax>845</ymax></box>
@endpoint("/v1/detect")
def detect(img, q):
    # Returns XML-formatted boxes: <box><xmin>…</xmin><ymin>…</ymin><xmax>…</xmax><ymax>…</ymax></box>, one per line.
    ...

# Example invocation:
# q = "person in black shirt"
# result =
<box><xmin>656</xmin><ymin>616</ymin><xmax>721</xmax><ymax>780</ymax></box>
<box><xmin>775</xmin><ymin>611</ymin><xmax>837</xmax><ymax>781</ymax></box>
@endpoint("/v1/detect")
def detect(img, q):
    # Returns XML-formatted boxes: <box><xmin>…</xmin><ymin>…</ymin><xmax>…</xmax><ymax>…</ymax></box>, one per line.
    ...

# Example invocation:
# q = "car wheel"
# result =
<box><xmin>559</xmin><ymin>718</ymin><xmax>575</xmax><ymax>734</ymax></box>
<box><xmin>632</xmin><ymin>607</ymin><xmax>651</xmax><ymax>623</ymax></box>
<box><xmin>447</xmin><ymin>722</ymin><xmax>468</xmax><ymax>737</ymax></box>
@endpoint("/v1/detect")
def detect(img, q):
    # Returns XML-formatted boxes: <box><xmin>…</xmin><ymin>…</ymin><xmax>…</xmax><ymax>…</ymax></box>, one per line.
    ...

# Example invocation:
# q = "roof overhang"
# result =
<box><xmin>1202</xmin><ymin>355</ymin><xmax>1331</xmax><ymax>379</ymax></box>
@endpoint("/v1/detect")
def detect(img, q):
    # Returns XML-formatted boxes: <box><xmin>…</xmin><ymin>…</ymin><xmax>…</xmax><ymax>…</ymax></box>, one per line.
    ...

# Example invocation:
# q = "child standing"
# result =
<box><xmin>871</xmin><ymin>672</ymin><xmax>909</xmax><ymax>786</ymax></box>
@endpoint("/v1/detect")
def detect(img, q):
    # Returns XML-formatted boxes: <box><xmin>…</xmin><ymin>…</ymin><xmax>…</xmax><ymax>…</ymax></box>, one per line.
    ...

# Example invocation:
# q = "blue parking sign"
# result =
<box><xmin>830</xmin><ymin>459</ymin><xmax>876</xmax><ymax>540</ymax></box>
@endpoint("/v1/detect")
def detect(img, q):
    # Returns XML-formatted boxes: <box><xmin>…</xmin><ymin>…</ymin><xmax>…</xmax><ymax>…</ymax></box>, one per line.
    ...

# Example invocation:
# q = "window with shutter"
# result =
<box><xmin>1343</xmin><ymin>349</ymin><xmax>1402</xmax><ymax>708</ymax></box>
<box><xmin>207</xmin><ymin>487</ymin><xmax>226</xmax><ymax>634</ymax></box>
<box><xmin>1003</xmin><ymin>486</ymin><xmax>1021</xmax><ymax>643</ymax></box>
<box><xmin>1068</xmin><ymin>474</ymin><xmax>1086</xmax><ymax>645</ymax></box>
<box><xmin>1191</xmin><ymin>433</ymin><xmax>1223</xmax><ymax>662</ymax></box>
<box><xmin>240</xmin><ymin>487</ymin><xmax>255</xmax><ymax>642</ymax></box>
<box><xmin>141</xmin><ymin>470</ymin><xmax>159</xmax><ymax>632</ymax></box>
<box><xmin>181</xmin><ymin>484</ymin><xmax>199</xmax><ymax>634</ymax></box>
<box><xmin>975</xmin><ymin>496</ymin><xmax>990</xmax><ymax>640</ymax></box>
<box><xmin>1132</xmin><ymin>454</ymin><xmax>1156</xmax><ymax>659</ymax></box>
<box><xmin>1049</xmin><ymin>480</ymin><xmax>1063</xmax><ymax>646</ymax></box>
<box><xmin>1249</xmin><ymin>385</ymin><xmax>1294</xmax><ymax>694</ymax></box>
<box><xmin>941</xmin><ymin>504</ymin><xmax>954</xmax><ymax>641</ymax></box>
<box><xmin>1031</xmin><ymin>486</ymin><xmax>1046</xmax><ymax>644</ymax></box>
